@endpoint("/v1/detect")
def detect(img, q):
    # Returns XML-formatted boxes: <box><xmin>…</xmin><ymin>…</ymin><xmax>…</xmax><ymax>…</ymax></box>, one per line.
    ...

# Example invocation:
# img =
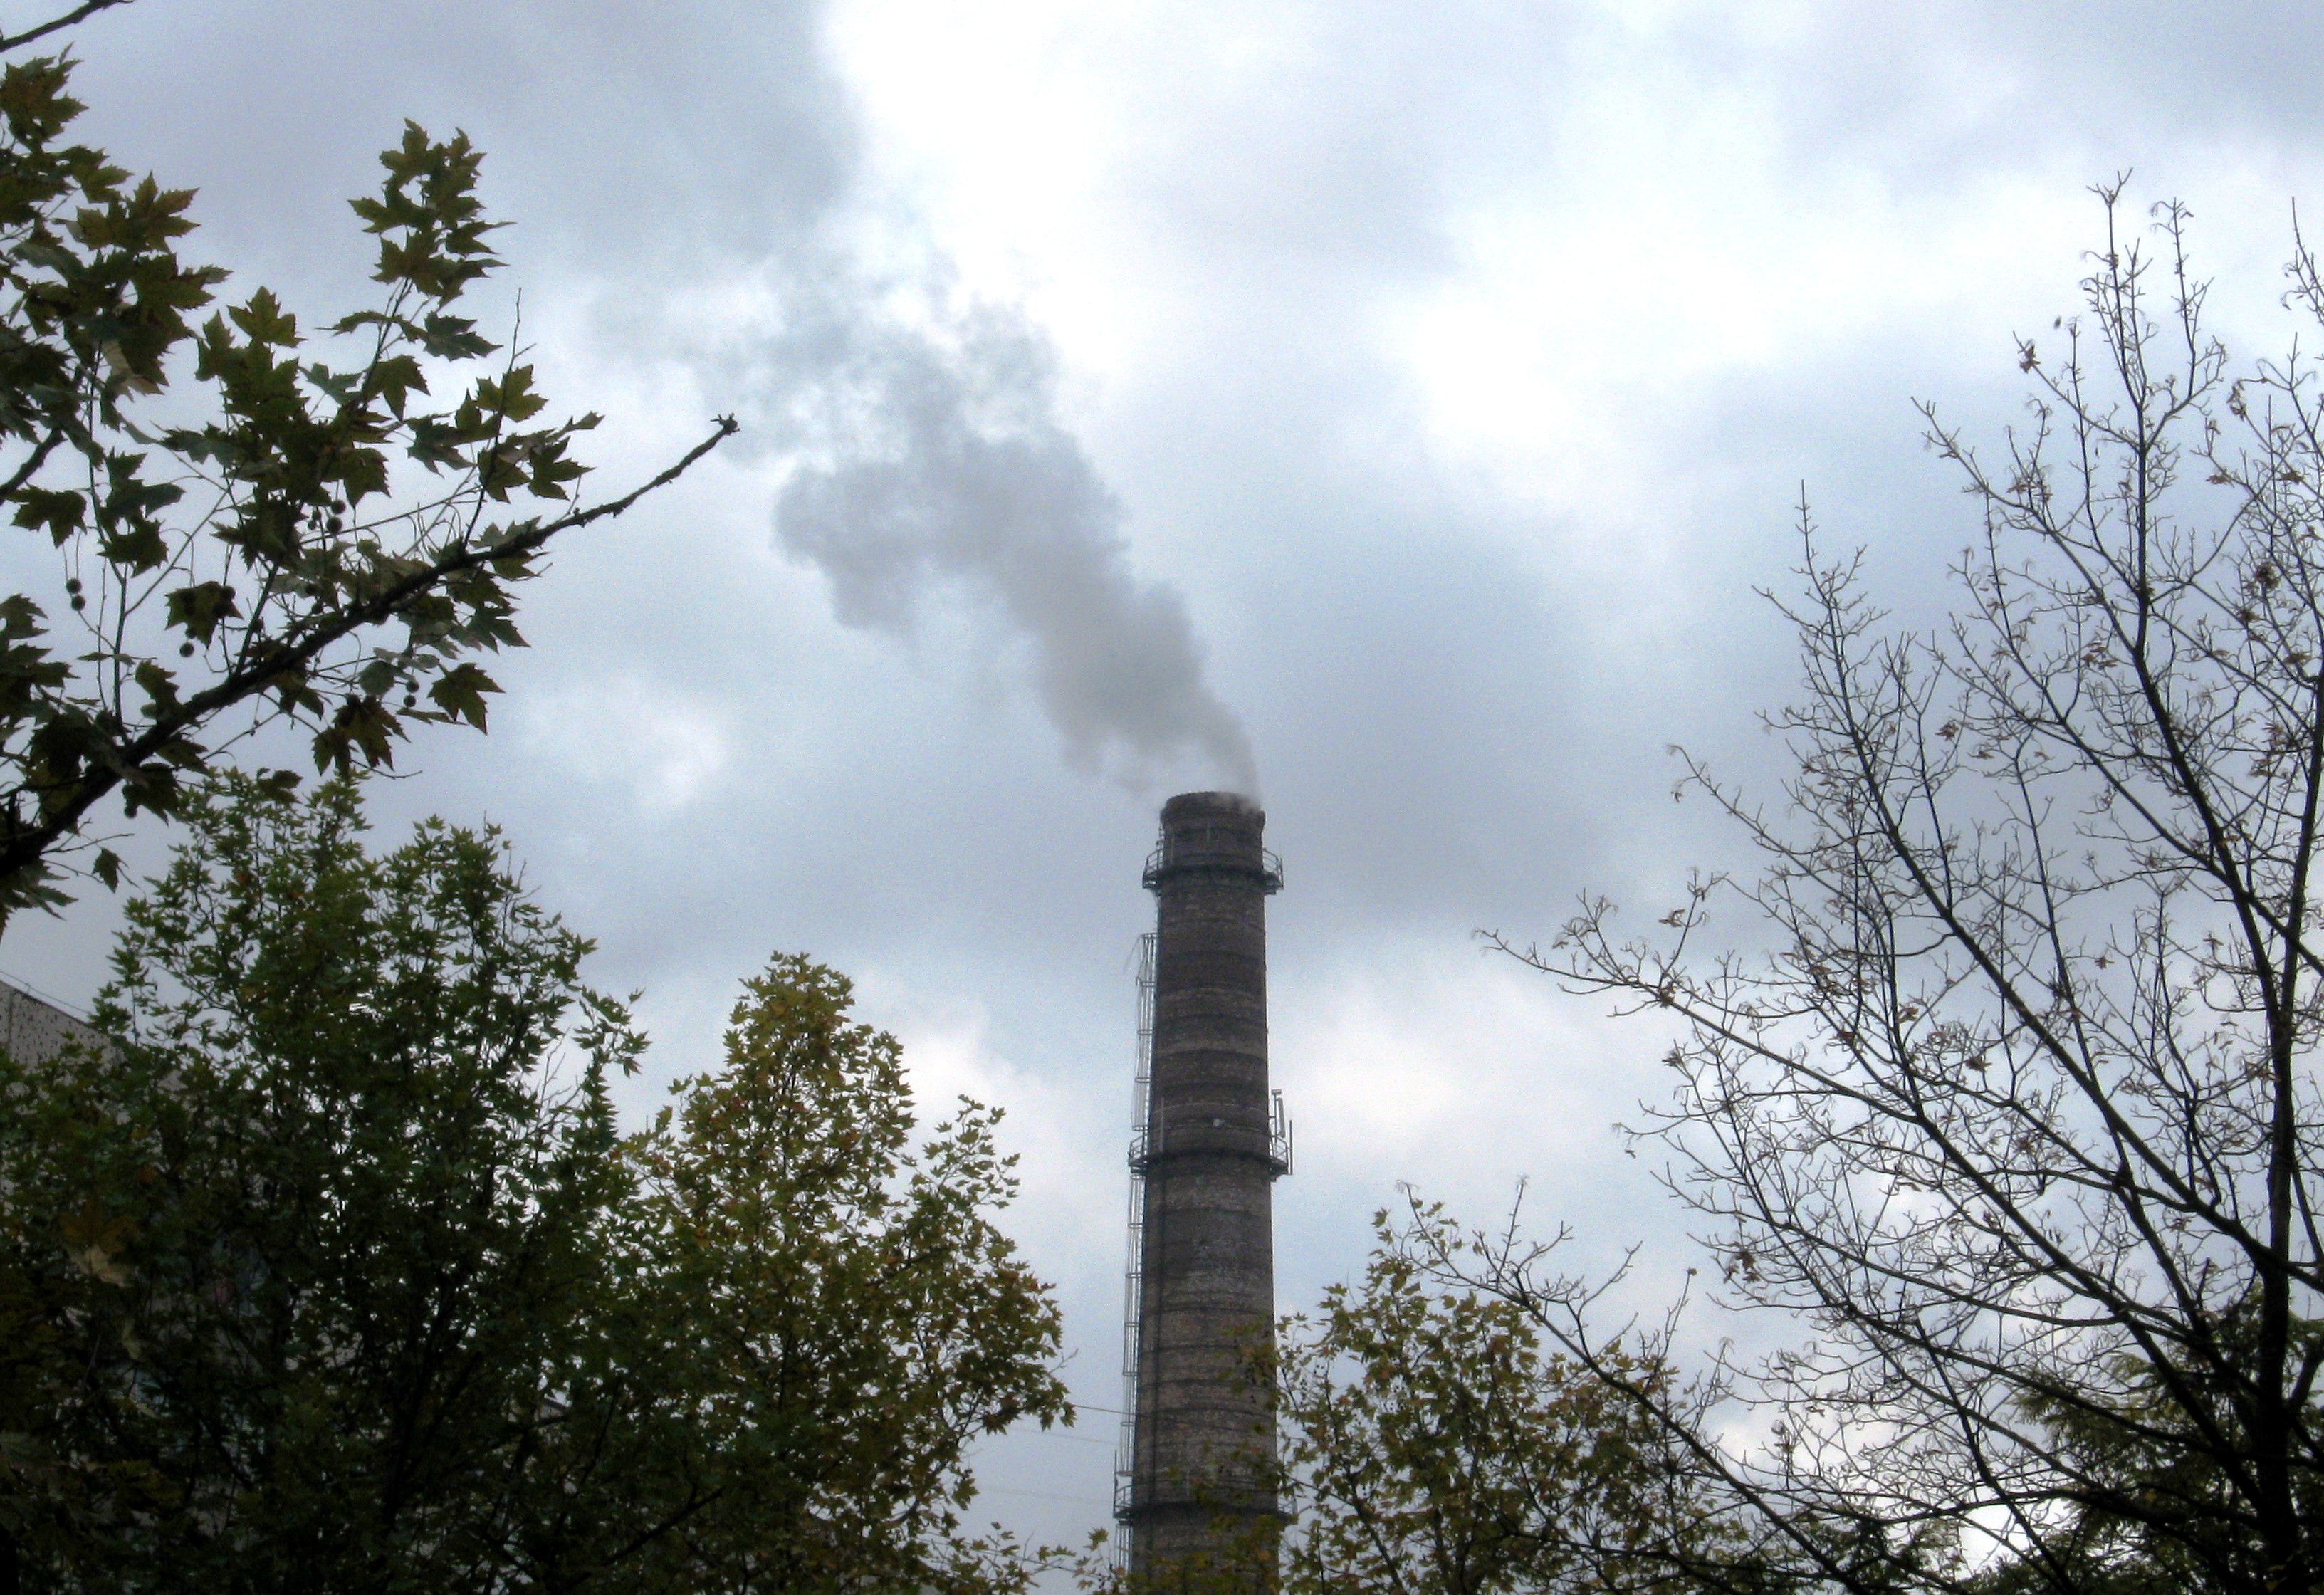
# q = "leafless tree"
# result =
<box><xmin>1465</xmin><ymin>188</ymin><xmax>2324</xmax><ymax>1595</ymax></box>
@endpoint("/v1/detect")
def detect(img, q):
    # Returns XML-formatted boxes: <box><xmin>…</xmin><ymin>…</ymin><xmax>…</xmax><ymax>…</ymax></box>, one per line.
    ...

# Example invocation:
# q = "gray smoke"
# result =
<box><xmin>775</xmin><ymin>305</ymin><xmax>1257</xmax><ymax>795</ymax></box>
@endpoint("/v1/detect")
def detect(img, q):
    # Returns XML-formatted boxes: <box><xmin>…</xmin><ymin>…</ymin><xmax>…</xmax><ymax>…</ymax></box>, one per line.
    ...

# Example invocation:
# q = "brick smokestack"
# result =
<box><xmin>1122</xmin><ymin>790</ymin><xmax>1286</xmax><ymax>1577</ymax></box>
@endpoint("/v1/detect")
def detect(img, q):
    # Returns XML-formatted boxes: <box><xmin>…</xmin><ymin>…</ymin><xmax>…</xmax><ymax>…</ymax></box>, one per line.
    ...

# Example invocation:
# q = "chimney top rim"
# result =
<box><xmin>1161</xmin><ymin>790</ymin><xmax>1261</xmax><ymax>821</ymax></box>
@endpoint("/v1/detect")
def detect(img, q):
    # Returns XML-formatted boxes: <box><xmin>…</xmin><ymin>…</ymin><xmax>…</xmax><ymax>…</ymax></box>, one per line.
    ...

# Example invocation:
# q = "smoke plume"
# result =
<box><xmin>775</xmin><ymin>305</ymin><xmax>1257</xmax><ymax>795</ymax></box>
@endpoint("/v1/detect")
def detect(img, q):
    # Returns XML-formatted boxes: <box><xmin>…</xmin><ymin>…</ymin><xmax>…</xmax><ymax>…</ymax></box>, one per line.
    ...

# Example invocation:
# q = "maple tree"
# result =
<box><xmin>0</xmin><ymin>21</ymin><xmax>731</xmax><ymax>924</ymax></box>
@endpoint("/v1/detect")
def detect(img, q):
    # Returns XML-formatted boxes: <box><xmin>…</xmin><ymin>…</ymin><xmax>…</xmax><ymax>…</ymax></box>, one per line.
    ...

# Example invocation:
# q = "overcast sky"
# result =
<box><xmin>11</xmin><ymin>0</ymin><xmax>2324</xmax><ymax>1561</ymax></box>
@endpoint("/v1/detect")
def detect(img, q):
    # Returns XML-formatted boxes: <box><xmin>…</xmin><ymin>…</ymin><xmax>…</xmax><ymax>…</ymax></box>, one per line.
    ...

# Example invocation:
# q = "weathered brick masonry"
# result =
<box><xmin>1123</xmin><ymin>791</ymin><xmax>1286</xmax><ymax>1577</ymax></box>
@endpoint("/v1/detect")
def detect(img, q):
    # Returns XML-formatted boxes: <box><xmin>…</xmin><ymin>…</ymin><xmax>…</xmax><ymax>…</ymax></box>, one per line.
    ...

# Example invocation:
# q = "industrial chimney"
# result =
<box><xmin>1116</xmin><ymin>791</ymin><xmax>1288</xmax><ymax>1579</ymax></box>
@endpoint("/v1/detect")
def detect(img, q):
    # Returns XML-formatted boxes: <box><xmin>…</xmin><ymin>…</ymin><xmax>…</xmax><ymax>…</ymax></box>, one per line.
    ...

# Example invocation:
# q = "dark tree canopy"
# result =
<box><xmin>0</xmin><ymin>777</ymin><xmax>1067</xmax><ymax>1593</ymax></box>
<box><xmin>561</xmin><ymin>952</ymin><xmax>1076</xmax><ymax>1592</ymax></box>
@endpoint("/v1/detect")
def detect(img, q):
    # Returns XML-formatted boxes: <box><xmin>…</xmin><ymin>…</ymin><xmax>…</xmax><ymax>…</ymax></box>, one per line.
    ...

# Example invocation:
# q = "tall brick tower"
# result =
<box><xmin>1116</xmin><ymin>790</ymin><xmax>1288</xmax><ymax>1577</ymax></box>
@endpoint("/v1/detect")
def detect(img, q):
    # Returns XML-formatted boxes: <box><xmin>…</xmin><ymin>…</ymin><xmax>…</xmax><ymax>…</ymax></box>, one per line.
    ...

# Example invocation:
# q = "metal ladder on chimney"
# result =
<box><xmin>1111</xmin><ymin>931</ymin><xmax>1157</xmax><ymax>1556</ymax></box>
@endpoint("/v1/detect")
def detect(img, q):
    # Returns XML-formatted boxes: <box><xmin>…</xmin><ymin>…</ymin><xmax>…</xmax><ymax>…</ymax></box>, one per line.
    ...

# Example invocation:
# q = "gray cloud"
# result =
<box><xmin>775</xmin><ymin>307</ymin><xmax>1259</xmax><ymax>795</ymax></box>
<box><xmin>27</xmin><ymin>0</ymin><xmax>2324</xmax><ymax>1567</ymax></box>
<box><xmin>66</xmin><ymin>0</ymin><xmax>856</xmax><ymax>275</ymax></box>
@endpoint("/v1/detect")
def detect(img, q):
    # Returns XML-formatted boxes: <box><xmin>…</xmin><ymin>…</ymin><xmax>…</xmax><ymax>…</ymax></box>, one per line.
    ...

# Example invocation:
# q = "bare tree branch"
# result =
<box><xmin>1463</xmin><ymin>190</ymin><xmax>2324</xmax><ymax>1595</ymax></box>
<box><xmin>0</xmin><ymin>0</ymin><xmax>130</xmax><ymax>53</ymax></box>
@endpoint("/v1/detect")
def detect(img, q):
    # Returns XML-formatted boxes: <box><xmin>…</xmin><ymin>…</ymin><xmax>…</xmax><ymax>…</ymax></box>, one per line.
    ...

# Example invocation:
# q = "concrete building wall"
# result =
<box><xmin>0</xmin><ymin>981</ymin><xmax>106</xmax><ymax>1068</ymax></box>
<box><xmin>1124</xmin><ymin>791</ymin><xmax>1284</xmax><ymax>1578</ymax></box>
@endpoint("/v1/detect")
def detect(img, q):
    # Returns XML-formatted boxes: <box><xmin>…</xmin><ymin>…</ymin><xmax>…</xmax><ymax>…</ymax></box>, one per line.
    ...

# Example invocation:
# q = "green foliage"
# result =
<box><xmin>0</xmin><ymin>776</ymin><xmax>1065</xmax><ymax>1592</ymax></box>
<box><xmin>1271</xmin><ymin>1213</ymin><xmax>1758</xmax><ymax>1595</ymax></box>
<box><xmin>0</xmin><ymin>773</ymin><xmax>639</xmax><ymax>1587</ymax></box>
<box><xmin>0</xmin><ymin>43</ymin><xmax>733</xmax><ymax>925</ymax></box>
<box><xmin>1975</xmin><ymin>1302</ymin><xmax>2324</xmax><ymax>1595</ymax></box>
<box><xmin>535</xmin><ymin>953</ymin><xmax>1076</xmax><ymax>1593</ymax></box>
